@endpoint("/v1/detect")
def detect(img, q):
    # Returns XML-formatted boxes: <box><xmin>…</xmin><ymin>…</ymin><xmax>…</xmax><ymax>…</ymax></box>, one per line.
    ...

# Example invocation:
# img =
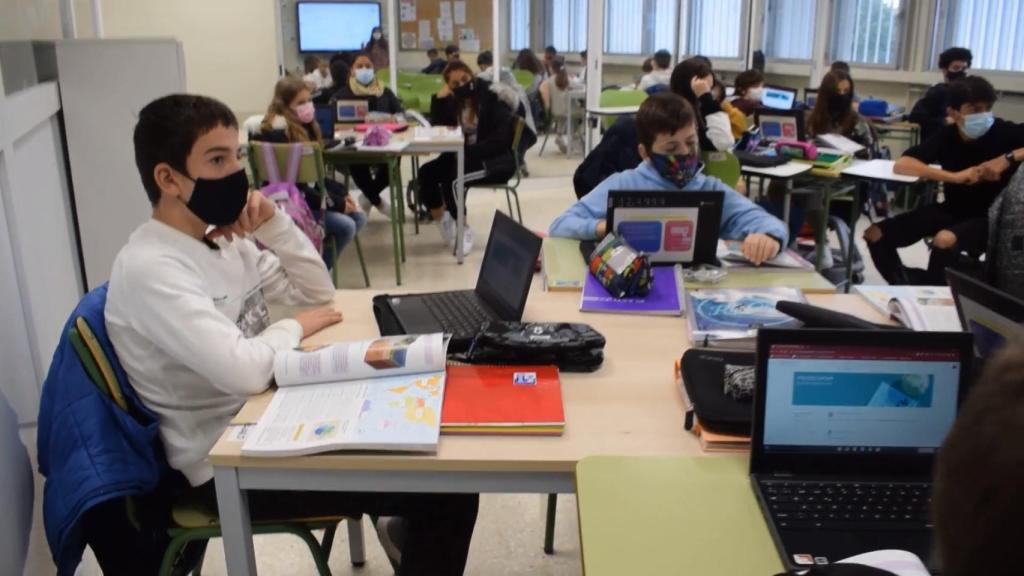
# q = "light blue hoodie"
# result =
<box><xmin>549</xmin><ymin>160</ymin><xmax>789</xmax><ymax>246</ymax></box>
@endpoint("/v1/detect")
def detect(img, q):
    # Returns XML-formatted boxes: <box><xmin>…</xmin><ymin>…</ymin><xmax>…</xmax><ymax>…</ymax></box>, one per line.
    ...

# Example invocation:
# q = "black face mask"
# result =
<box><xmin>946</xmin><ymin>69</ymin><xmax>967</xmax><ymax>82</ymax></box>
<box><xmin>182</xmin><ymin>168</ymin><xmax>250</xmax><ymax>226</ymax></box>
<box><xmin>453</xmin><ymin>80</ymin><xmax>476</xmax><ymax>99</ymax></box>
<box><xmin>828</xmin><ymin>93</ymin><xmax>852</xmax><ymax>116</ymax></box>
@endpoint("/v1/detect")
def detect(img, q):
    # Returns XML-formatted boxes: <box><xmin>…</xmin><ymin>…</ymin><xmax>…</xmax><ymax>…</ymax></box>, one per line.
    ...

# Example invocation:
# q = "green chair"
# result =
<box><xmin>248</xmin><ymin>142</ymin><xmax>371</xmax><ymax>288</ymax></box>
<box><xmin>511</xmin><ymin>69</ymin><xmax>535</xmax><ymax>91</ymax></box>
<box><xmin>464</xmin><ymin>117</ymin><xmax>527</xmax><ymax>223</ymax></box>
<box><xmin>598</xmin><ymin>89</ymin><xmax>647</xmax><ymax>130</ymax></box>
<box><xmin>67</xmin><ymin>316</ymin><xmax>368</xmax><ymax>576</ymax></box>
<box><xmin>702</xmin><ymin>150</ymin><xmax>742</xmax><ymax>189</ymax></box>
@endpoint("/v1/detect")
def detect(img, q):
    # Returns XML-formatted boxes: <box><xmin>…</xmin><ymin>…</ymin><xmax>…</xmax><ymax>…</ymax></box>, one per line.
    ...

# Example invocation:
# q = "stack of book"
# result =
<box><xmin>441</xmin><ymin>365</ymin><xmax>565</xmax><ymax>436</ymax></box>
<box><xmin>686</xmin><ymin>287</ymin><xmax>807</xmax><ymax>348</ymax></box>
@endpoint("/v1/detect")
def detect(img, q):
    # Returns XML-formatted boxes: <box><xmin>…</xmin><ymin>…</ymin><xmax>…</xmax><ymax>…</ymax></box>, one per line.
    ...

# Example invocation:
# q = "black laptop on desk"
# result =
<box><xmin>946</xmin><ymin>268</ymin><xmax>1024</xmax><ymax>362</ymax></box>
<box><xmin>750</xmin><ymin>328</ymin><xmax>973</xmax><ymax>572</ymax></box>
<box><xmin>605</xmin><ymin>190</ymin><xmax>723</xmax><ymax>265</ymax></box>
<box><xmin>376</xmin><ymin>211</ymin><xmax>542</xmax><ymax>352</ymax></box>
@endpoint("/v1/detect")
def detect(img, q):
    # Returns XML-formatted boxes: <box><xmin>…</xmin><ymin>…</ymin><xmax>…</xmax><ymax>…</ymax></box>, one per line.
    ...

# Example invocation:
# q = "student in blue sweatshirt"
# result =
<box><xmin>549</xmin><ymin>92</ymin><xmax>788</xmax><ymax>264</ymax></box>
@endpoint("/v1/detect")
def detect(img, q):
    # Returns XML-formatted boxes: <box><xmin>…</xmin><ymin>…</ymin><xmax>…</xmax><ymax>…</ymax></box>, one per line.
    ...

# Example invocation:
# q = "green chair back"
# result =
<box><xmin>511</xmin><ymin>69</ymin><xmax>535</xmax><ymax>90</ymax></box>
<box><xmin>702</xmin><ymin>150</ymin><xmax>742</xmax><ymax>189</ymax></box>
<box><xmin>598</xmin><ymin>89</ymin><xmax>647</xmax><ymax>129</ymax></box>
<box><xmin>248</xmin><ymin>142</ymin><xmax>327</xmax><ymax>195</ymax></box>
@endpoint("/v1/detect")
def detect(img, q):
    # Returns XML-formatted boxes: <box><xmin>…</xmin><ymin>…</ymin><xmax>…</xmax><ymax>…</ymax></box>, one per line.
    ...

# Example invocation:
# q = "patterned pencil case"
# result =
<box><xmin>587</xmin><ymin>233</ymin><xmax>653</xmax><ymax>298</ymax></box>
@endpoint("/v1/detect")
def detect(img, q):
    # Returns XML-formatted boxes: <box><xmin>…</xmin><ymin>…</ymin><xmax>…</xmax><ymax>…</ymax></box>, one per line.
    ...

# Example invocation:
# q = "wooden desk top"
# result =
<box><xmin>209</xmin><ymin>283</ymin><xmax>886</xmax><ymax>471</ymax></box>
<box><xmin>577</xmin><ymin>455</ymin><xmax>783</xmax><ymax>575</ymax></box>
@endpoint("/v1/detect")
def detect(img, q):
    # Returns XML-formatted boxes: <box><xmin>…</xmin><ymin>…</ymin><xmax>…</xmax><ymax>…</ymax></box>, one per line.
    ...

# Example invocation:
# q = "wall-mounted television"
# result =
<box><xmin>297</xmin><ymin>2</ymin><xmax>381</xmax><ymax>53</ymax></box>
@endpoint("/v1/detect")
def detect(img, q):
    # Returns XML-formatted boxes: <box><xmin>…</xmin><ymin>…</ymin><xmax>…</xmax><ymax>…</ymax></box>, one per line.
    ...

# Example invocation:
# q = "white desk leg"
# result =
<box><xmin>566</xmin><ymin>97</ymin><xmax>573</xmax><ymax>156</ymax></box>
<box><xmin>455</xmin><ymin>146</ymin><xmax>465</xmax><ymax>264</ymax></box>
<box><xmin>584</xmin><ymin>112</ymin><xmax>593</xmax><ymax>155</ymax></box>
<box><xmin>215</xmin><ymin>466</ymin><xmax>257</xmax><ymax>576</ymax></box>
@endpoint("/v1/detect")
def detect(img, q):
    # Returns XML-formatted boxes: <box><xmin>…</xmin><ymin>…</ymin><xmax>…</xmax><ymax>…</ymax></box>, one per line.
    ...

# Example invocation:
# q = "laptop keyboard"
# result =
<box><xmin>421</xmin><ymin>291</ymin><xmax>493</xmax><ymax>337</ymax></box>
<box><xmin>761</xmin><ymin>480</ymin><xmax>932</xmax><ymax>532</ymax></box>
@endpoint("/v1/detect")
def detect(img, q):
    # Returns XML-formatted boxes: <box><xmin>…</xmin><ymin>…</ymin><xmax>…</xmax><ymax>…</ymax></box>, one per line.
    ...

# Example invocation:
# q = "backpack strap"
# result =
<box><xmin>258</xmin><ymin>142</ymin><xmax>282</xmax><ymax>184</ymax></box>
<box><xmin>283</xmin><ymin>143</ymin><xmax>304</xmax><ymax>184</ymax></box>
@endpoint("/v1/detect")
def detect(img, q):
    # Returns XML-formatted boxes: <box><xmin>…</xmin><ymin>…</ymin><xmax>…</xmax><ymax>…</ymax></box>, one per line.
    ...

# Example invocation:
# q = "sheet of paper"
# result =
<box><xmin>453</xmin><ymin>0</ymin><xmax>466</xmax><ymax>24</ymax></box>
<box><xmin>419</xmin><ymin>36</ymin><xmax>434</xmax><ymax>50</ymax></box>
<box><xmin>401</xmin><ymin>32</ymin><xmax>417</xmax><ymax>50</ymax></box>
<box><xmin>437</xmin><ymin>17</ymin><xmax>454</xmax><ymax>42</ymax></box>
<box><xmin>418</xmin><ymin>19</ymin><xmax>431</xmax><ymax>40</ymax></box>
<box><xmin>459</xmin><ymin>38</ymin><xmax>480</xmax><ymax>53</ymax></box>
<box><xmin>400</xmin><ymin>0</ymin><xmax>416</xmax><ymax>22</ymax></box>
<box><xmin>439</xmin><ymin>1</ymin><xmax>452</xmax><ymax>19</ymax></box>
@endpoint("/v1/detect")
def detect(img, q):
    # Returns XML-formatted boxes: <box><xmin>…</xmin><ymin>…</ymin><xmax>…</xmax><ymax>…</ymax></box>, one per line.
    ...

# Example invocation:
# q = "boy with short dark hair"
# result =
<box><xmin>421</xmin><ymin>47</ymin><xmax>447</xmax><ymax>74</ymax></box>
<box><xmin>639</xmin><ymin>49</ymin><xmax>673</xmax><ymax>91</ymax></box>
<box><xmin>107</xmin><ymin>93</ymin><xmax>478</xmax><ymax>575</ymax></box>
<box><xmin>445</xmin><ymin>43</ymin><xmax>461</xmax><ymax>61</ymax></box>
<box><xmin>868</xmin><ymin>76</ymin><xmax>1024</xmax><ymax>285</ymax></box>
<box><xmin>549</xmin><ymin>93</ymin><xmax>787</xmax><ymax>264</ymax></box>
<box><xmin>909</xmin><ymin>46</ymin><xmax>973</xmax><ymax>141</ymax></box>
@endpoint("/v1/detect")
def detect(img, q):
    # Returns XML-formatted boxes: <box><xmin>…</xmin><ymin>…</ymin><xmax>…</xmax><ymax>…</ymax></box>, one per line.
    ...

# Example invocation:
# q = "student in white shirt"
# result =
<box><xmin>106</xmin><ymin>94</ymin><xmax>478</xmax><ymax>575</ymax></box>
<box><xmin>302</xmin><ymin>55</ymin><xmax>332</xmax><ymax>91</ymax></box>
<box><xmin>638</xmin><ymin>49</ymin><xmax>673</xmax><ymax>92</ymax></box>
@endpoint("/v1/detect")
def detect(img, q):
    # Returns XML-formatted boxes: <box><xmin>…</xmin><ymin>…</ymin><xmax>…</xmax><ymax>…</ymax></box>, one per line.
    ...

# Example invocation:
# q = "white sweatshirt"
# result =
<box><xmin>105</xmin><ymin>210</ymin><xmax>335</xmax><ymax>485</ymax></box>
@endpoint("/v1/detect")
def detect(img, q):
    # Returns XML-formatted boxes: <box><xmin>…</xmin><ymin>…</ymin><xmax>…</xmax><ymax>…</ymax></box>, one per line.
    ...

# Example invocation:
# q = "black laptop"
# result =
<box><xmin>606</xmin><ymin>190</ymin><xmax>723</xmax><ymax>265</ymax></box>
<box><xmin>946</xmin><ymin>268</ymin><xmax>1024</xmax><ymax>362</ymax></box>
<box><xmin>750</xmin><ymin>328</ymin><xmax>973</xmax><ymax>572</ymax></box>
<box><xmin>380</xmin><ymin>211</ymin><xmax>542</xmax><ymax>351</ymax></box>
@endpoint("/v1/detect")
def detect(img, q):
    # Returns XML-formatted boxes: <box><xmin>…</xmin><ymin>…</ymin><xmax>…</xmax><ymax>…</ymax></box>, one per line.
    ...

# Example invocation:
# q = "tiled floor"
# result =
<box><xmin>24</xmin><ymin>145</ymin><xmax>931</xmax><ymax>576</ymax></box>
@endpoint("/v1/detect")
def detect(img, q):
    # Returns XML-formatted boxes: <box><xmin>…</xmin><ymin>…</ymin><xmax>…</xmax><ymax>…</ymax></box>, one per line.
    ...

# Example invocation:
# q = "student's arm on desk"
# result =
<box><xmin>713</xmin><ymin>178</ymin><xmax>790</xmax><ymax>248</ymax></box>
<box><xmin>548</xmin><ymin>174</ymin><xmax>622</xmax><ymax>240</ymax></box>
<box><xmin>894</xmin><ymin>155</ymin><xmax>981</xmax><ymax>185</ymax></box>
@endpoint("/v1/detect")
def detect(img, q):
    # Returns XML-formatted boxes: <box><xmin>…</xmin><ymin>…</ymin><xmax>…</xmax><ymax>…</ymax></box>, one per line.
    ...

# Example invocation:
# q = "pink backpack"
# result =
<box><xmin>257</xmin><ymin>142</ymin><xmax>325</xmax><ymax>254</ymax></box>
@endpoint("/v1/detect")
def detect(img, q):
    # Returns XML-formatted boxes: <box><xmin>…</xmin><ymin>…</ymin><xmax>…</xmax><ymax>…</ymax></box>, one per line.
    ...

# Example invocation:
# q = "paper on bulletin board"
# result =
<box><xmin>453</xmin><ymin>1</ymin><xmax>466</xmax><ymax>25</ymax></box>
<box><xmin>401</xmin><ymin>32</ymin><xmax>417</xmax><ymax>50</ymax></box>
<box><xmin>419</xmin><ymin>36</ymin><xmax>435</xmax><ymax>50</ymax></box>
<box><xmin>459</xmin><ymin>38</ymin><xmax>480</xmax><ymax>53</ymax></box>
<box><xmin>437</xmin><ymin>18</ymin><xmax>454</xmax><ymax>42</ymax></box>
<box><xmin>400</xmin><ymin>0</ymin><xmax>416</xmax><ymax>22</ymax></box>
<box><xmin>439</xmin><ymin>1</ymin><xmax>452</xmax><ymax>19</ymax></box>
<box><xmin>418</xmin><ymin>19</ymin><xmax>431</xmax><ymax>40</ymax></box>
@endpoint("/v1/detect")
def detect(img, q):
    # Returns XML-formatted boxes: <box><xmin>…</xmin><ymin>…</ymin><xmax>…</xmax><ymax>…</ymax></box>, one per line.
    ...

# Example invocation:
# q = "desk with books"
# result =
<box><xmin>209</xmin><ymin>286</ymin><xmax>887</xmax><ymax>575</ymax></box>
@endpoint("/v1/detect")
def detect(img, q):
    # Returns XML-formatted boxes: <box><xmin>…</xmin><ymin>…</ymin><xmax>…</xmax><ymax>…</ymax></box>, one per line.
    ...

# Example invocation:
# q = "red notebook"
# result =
<box><xmin>442</xmin><ymin>365</ymin><xmax>565</xmax><ymax>435</ymax></box>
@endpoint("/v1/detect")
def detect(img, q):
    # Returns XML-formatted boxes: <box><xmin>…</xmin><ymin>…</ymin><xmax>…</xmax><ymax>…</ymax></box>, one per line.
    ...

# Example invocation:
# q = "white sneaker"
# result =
<box><xmin>460</xmin><ymin>225</ymin><xmax>475</xmax><ymax>255</ymax></box>
<box><xmin>437</xmin><ymin>212</ymin><xmax>456</xmax><ymax>246</ymax></box>
<box><xmin>374</xmin><ymin>195</ymin><xmax>392</xmax><ymax>220</ymax></box>
<box><xmin>555</xmin><ymin>135</ymin><xmax>568</xmax><ymax>154</ymax></box>
<box><xmin>357</xmin><ymin>192</ymin><xmax>373</xmax><ymax>214</ymax></box>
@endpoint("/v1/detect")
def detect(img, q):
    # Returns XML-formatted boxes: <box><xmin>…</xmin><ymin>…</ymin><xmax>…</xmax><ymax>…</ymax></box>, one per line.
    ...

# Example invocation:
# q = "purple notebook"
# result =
<box><xmin>580</xmin><ymin>266</ymin><xmax>684</xmax><ymax>316</ymax></box>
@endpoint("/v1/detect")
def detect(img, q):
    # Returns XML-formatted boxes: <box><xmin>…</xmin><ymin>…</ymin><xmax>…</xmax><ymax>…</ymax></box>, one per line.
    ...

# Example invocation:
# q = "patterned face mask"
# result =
<box><xmin>648</xmin><ymin>152</ymin><xmax>701</xmax><ymax>188</ymax></box>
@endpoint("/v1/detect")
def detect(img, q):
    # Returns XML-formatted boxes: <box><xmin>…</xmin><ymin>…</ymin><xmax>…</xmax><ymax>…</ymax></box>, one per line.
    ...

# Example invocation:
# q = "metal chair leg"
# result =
<box><xmin>353</xmin><ymin>235</ymin><xmax>370</xmax><ymax>288</ymax></box>
<box><xmin>543</xmin><ymin>493</ymin><xmax>557</xmax><ymax>554</ymax></box>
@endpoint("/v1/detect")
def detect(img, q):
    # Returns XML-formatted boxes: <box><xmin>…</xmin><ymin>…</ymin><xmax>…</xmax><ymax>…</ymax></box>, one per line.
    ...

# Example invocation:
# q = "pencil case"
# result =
<box><xmin>587</xmin><ymin>233</ymin><xmax>652</xmax><ymax>298</ymax></box>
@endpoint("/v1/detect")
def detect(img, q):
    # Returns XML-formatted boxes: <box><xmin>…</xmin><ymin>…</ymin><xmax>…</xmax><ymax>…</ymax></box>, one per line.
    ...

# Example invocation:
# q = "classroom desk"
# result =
<box><xmin>740</xmin><ymin>161</ymin><xmax>815</xmax><ymax>228</ymax></box>
<box><xmin>576</xmin><ymin>455</ymin><xmax>783</xmax><ymax>575</ymax></box>
<box><xmin>325</xmin><ymin>126</ymin><xmax>469</xmax><ymax>278</ymax></box>
<box><xmin>871</xmin><ymin>120</ymin><xmax>921</xmax><ymax>150</ymax></box>
<box><xmin>209</xmin><ymin>286</ymin><xmax>885</xmax><ymax>575</ymax></box>
<box><xmin>584</xmin><ymin>105</ymin><xmax>642</xmax><ymax>154</ymax></box>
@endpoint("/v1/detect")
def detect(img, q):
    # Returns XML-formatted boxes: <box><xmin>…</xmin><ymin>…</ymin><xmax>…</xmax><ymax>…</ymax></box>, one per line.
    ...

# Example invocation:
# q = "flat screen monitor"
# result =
<box><xmin>297</xmin><ymin>2</ymin><xmax>381</xmax><ymax>52</ymax></box>
<box><xmin>761</xmin><ymin>85</ymin><xmax>797</xmax><ymax>110</ymax></box>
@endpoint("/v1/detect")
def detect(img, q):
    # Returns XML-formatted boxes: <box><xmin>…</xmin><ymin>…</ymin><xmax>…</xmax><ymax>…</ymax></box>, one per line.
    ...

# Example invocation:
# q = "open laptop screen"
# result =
<box><xmin>946</xmin><ymin>269</ymin><xmax>1024</xmax><ymax>361</ymax></box>
<box><xmin>607</xmin><ymin>190</ymin><xmax>724</xmax><ymax>265</ymax></box>
<box><xmin>762</xmin><ymin>343</ymin><xmax>963</xmax><ymax>455</ymax></box>
<box><xmin>761</xmin><ymin>86</ymin><xmax>796</xmax><ymax>110</ymax></box>
<box><xmin>475</xmin><ymin>211</ymin><xmax>542</xmax><ymax>321</ymax></box>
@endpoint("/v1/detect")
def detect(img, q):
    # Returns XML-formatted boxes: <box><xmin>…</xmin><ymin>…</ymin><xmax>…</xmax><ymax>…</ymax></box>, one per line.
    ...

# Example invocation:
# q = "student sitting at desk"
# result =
<box><xmin>726</xmin><ymin>68</ymin><xmax>765</xmax><ymax>116</ymax></box>
<box><xmin>329</xmin><ymin>51</ymin><xmax>401</xmax><ymax>218</ymax></box>
<box><xmin>638</xmin><ymin>49</ymin><xmax>673</xmax><ymax>93</ymax></box>
<box><xmin>807</xmin><ymin>69</ymin><xmax>877</xmax><ymax>158</ymax></box>
<box><xmin>866</xmin><ymin>76</ymin><xmax>1024</xmax><ymax>285</ymax></box>
<box><xmin>251</xmin><ymin>77</ymin><xmax>366</xmax><ymax>268</ymax></box>
<box><xmin>107</xmin><ymin>94</ymin><xmax>479</xmax><ymax>576</ymax></box>
<box><xmin>421</xmin><ymin>47</ymin><xmax>447</xmax><ymax>75</ymax></box>
<box><xmin>418</xmin><ymin>60</ymin><xmax>521</xmax><ymax>254</ymax></box>
<box><xmin>550</xmin><ymin>93</ymin><xmax>787</xmax><ymax>264</ymax></box>
<box><xmin>909</xmin><ymin>47</ymin><xmax>972</xmax><ymax>143</ymax></box>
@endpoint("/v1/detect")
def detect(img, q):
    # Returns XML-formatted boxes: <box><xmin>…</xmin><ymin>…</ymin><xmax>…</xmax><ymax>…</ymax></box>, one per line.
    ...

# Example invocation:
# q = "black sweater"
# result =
<box><xmin>430</xmin><ymin>78</ymin><xmax>517</xmax><ymax>175</ymax></box>
<box><xmin>328</xmin><ymin>84</ymin><xmax>403</xmax><ymax>115</ymax></box>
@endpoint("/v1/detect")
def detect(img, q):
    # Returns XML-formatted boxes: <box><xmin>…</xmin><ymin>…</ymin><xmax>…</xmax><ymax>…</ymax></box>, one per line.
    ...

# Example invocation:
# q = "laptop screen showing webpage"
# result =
<box><xmin>762</xmin><ymin>87</ymin><xmax>796</xmax><ymax>110</ymax></box>
<box><xmin>762</xmin><ymin>344</ymin><xmax>962</xmax><ymax>456</ymax></box>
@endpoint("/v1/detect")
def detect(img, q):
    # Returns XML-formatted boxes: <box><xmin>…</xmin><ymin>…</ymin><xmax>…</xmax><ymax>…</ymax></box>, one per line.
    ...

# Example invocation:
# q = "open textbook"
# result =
<box><xmin>854</xmin><ymin>286</ymin><xmax>962</xmax><ymax>332</ymax></box>
<box><xmin>717</xmin><ymin>240</ymin><xmax>814</xmax><ymax>271</ymax></box>
<box><xmin>241</xmin><ymin>334</ymin><xmax>449</xmax><ymax>457</ymax></box>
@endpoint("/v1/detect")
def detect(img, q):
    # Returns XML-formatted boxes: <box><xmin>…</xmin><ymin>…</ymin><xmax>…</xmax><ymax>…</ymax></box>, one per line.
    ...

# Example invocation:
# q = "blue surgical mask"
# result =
<box><xmin>962</xmin><ymin>111</ymin><xmax>994</xmax><ymax>140</ymax></box>
<box><xmin>354</xmin><ymin>68</ymin><xmax>375</xmax><ymax>86</ymax></box>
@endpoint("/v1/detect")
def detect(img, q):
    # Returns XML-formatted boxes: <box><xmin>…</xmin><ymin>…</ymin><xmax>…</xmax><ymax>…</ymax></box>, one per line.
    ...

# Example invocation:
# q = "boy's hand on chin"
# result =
<box><xmin>208</xmin><ymin>191</ymin><xmax>277</xmax><ymax>242</ymax></box>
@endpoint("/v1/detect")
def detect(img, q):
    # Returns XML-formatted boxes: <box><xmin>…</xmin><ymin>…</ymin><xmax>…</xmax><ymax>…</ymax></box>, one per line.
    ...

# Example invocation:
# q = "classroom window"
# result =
<box><xmin>687</xmin><ymin>0</ymin><xmax>744</xmax><ymax>59</ymax></box>
<box><xmin>603</xmin><ymin>0</ymin><xmax>679</xmax><ymax>55</ymax></box>
<box><xmin>509</xmin><ymin>0</ymin><xmax>530</xmax><ymax>50</ymax></box>
<box><xmin>546</xmin><ymin>0</ymin><xmax>588</xmax><ymax>53</ymax></box>
<box><xmin>830</xmin><ymin>0</ymin><xmax>905</xmax><ymax>67</ymax></box>
<box><xmin>763</xmin><ymin>0</ymin><xmax>817</xmax><ymax>60</ymax></box>
<box><xmin>938</xmin><ymin>0</ymin><xmax>1024</xmax><ymax>72</ymax></box>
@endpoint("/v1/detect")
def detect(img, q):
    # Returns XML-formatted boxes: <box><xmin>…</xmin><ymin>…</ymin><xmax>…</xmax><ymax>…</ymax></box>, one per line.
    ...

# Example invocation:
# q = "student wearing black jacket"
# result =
<box><xmin>418</xmin><ymin>60</ymin><xmax>520</xmax><ymax>254</ymax></box>
<box><xmin>866</xmin><ymin>76</ymin><xmax>1024</xmax><ymax>285</ymax></box>
<box><xmin>329</xmin><ymin>52</ymin><xmax>402</xmax><ymax>217</ymax></box>
<box><xmin>908</xmin><ymin>47</ymin><xmax>972</xmax><ymax>143</ymax></box>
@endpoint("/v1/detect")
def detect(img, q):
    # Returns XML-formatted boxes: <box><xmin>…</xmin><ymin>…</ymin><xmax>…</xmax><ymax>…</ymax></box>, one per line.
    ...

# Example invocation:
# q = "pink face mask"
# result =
<box><xmin>294</xmin><ymin>102</ymin><xmax>315</xmax><ymax>124</ymax></box>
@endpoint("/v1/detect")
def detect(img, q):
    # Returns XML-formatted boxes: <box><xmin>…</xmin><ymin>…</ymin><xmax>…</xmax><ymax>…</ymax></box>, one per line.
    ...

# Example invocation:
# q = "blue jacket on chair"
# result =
<box><xmin>37</xmin><ymin>284</ymin><xmax>167</xmax><ymax>575</ymax></box>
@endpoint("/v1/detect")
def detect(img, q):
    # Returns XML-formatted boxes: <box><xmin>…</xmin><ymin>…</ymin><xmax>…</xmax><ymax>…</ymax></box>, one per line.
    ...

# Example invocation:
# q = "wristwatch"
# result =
<box><xmin>1006</xmin><ymin>151</ymin><xmax>1021</xmax><ymax>165</ymax></box>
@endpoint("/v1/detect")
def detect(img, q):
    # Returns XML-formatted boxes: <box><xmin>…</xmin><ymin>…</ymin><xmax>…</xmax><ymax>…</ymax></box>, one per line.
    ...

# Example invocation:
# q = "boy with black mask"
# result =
<box><xmin>909</xmin><ymin>47</ymin><xmax>973</xmax><ymax>142</ymax></box>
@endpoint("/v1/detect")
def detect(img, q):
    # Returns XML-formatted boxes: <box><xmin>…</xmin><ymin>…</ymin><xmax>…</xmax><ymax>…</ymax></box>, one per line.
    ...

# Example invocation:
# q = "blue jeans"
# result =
<box><xmin>317</xmin><ymin>209</ymin><xmax>367</xmax><ymax>268</ymax></box>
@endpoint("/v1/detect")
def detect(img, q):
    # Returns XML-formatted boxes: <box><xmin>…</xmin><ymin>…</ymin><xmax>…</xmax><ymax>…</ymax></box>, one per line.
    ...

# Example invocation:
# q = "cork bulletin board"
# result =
<box><xmin>397</xmin><ymin>0</ymin><xmax>492</xmax><ymax>53</ymax></box>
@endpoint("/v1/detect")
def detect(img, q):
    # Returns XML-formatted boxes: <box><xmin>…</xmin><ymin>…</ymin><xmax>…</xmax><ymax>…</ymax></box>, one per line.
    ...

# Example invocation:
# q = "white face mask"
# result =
<box><xmin>747</xmin><ymin>87</ymin><xmax>765</xmax><ymax>103</ymax></box>
<box><xmin>372</xmin><ymin>32</ymin><xmax>382</xmax><ymax>40</ymax></box>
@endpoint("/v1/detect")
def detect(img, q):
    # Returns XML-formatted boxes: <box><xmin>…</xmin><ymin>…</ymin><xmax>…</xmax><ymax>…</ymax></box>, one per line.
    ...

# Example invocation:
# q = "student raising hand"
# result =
<box><xmin>295</xmin><ymin>307</ymin><xmax>344</xmax><ymax>338</ymax></box>
<box><xmin>208</xmin><ymin>190</ymin><xmax>278</xmax><ymax>242</ymax></box>
<box><xmin>742</xmin><ymin>233</ymin><xmax>780</xmax><ymax>265</ymax></box>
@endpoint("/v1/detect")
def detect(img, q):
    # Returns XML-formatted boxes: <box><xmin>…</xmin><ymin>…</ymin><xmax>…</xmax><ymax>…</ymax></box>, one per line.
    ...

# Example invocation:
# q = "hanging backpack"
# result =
<box><xmin>256</xmin><ymin>142</ymin><xmax>325</xmax><ymax>254</ymax></box>
<box><xmin>987</xmin><ymin>167</ymin><xmax>1024</xmax><ymax>300</ymax></box>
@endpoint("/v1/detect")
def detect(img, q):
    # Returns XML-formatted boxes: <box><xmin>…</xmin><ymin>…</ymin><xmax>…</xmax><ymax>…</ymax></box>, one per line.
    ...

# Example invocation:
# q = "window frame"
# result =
<box><xmin>684</xmin><ymin>0</ymin><xmax>751</xmax><ymax>66</ymax></box>
<box><xmin>828</xmin><ymin>0</ymin><xmax>909</xmax><ymax>70</ymax></box>
<box><xmin>931</xmin><ymin>0</ymin><xmax>1024</xmax><ymax>74</ymax></box>
<box><xmin>602</xmin><ymin>0</ymin><xmax>681</xmax><ymax>57</ymax></box>
<box><xmin>762</xmin><ymin>0</ymin><xmax>818</xmax><ymax>64</ymax></box>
